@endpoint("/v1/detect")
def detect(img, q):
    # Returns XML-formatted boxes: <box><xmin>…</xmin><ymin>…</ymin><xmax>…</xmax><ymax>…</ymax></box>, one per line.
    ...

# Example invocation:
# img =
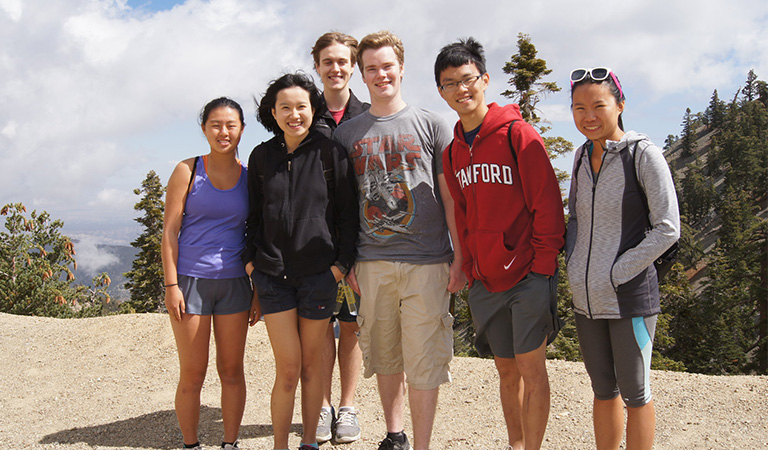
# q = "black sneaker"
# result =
<box><xmin>377</xmin><ymin>433</ymin><xmax>410</xmax><ymax>450</ymax></box>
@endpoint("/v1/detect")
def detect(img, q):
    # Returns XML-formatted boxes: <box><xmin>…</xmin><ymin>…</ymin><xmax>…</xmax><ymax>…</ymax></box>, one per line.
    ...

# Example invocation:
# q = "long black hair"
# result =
<box><xmin>256</xmin><ymin>72</ymin><xmax>323</xmax><ymax>134</ymax></box>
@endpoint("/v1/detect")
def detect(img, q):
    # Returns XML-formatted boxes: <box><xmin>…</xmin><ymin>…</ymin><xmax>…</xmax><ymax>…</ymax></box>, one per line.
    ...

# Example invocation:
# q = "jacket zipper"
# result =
<box><xmin>584</xmin><ymin>150</ymin><xmax>606</xmax><ymax>319</ymax></box>
<box><xmin>467</xmin><ymin>139</ymin><xmax>484</xmax><ymax>279</ymax></box>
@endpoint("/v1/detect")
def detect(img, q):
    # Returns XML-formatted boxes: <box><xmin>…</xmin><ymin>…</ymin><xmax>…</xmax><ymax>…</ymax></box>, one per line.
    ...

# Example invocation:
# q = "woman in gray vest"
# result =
<box><xmin>565</xmin><ymin>68</ymin><xmax>680</xmax><ymax>450</ymax></box>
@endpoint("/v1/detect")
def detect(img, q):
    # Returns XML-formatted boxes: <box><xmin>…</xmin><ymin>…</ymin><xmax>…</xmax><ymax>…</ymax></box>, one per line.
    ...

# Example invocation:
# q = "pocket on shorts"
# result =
<box><xmin>251</xmin><ymin>270</ymin><xmax>276</xmax><ymax>296</ymax></box>
<box><xmin>441</xmin><ymin>311</ymin><xmax>455</xmax><ymax>329</ymax></box>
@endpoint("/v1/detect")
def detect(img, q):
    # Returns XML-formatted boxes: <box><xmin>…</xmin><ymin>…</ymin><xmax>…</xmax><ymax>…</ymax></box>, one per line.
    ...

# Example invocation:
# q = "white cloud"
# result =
<box><xmin>72</xmin><ymin>234</ymin><xmax>120</xmax><ymax>273</ymax></box>
<box><xmin>0</xmin><ymin>0</ymin><xmax>765</xmax><ymax>242</ymax></box>
<box><xmin>0</xmin><ymin>0</ymin><xmax>22</xmax><ymax>22</ymax></box>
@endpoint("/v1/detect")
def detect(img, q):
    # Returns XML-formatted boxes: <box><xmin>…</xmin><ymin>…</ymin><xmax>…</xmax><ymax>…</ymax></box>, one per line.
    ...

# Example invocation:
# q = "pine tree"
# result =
<box><xmin>0</xmin><ymin>203</ymin><xmax>110</xmax><ymax>317</ymax></box>
<box><xmin>123</xmin><ymin>171</ymin><xmax>165</xmax><ymax>312</ymax></box>
<box><xmin>680</xmin><ymin>108</ymin><xmax>698</xmax><ymax>158</ymax></box>
<box><xmin>680</xmin><ymin>162</ymin><xmax>714</xmax><ymax>224</ymax></box>
<box><xmin>705</xmin><ymin>89</ymin><xmax>726</xmax><ymax>129</ymax></box>
<box><xmin>742</xmin><ymin>69</ymin><xmax>758</xmax><ymax>103</ymax></box>
<box><xmin>500</xmin><ymin>32</ymin><xmax>573</xmax><ymax>197</ymax></box>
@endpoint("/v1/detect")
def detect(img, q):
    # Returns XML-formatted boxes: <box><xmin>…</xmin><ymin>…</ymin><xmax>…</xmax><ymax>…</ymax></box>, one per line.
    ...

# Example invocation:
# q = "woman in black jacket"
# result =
<box><xmin>244</xmin><ymin>72</ymin><xmax>358</xmax><ymax>450</ymax></box>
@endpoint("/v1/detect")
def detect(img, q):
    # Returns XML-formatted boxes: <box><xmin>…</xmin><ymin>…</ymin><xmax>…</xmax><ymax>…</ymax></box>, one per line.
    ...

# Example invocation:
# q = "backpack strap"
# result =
<box><xmin>182</xmin><ymin>156</ymin><xmax>199</xmax><ymax>218</ymax></box>
<box><xmin>506</xmin><ymin>119</ymin><xmax>520</xmax><ymax>163</ymax></box>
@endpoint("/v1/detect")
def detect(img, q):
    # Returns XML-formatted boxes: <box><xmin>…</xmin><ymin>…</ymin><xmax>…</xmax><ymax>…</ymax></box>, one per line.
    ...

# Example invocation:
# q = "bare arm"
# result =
<box><xmin>438</xmin><ymin>173</ymin><xmax>467</xmax><ymax>293</ymax></box>
<box><xmin>161</xmin><ymin>158</ymin><xmax>195</xmax><ymax>321</ymax></box>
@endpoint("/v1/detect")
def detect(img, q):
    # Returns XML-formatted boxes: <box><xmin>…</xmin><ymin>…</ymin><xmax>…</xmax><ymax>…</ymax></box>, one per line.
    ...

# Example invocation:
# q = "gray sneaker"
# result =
<box><xmin>316</xmin><ymin>406</ymin><xmax>334</xmax><ymax>443</ymax></box>
<box><xmin>334</xmin><ymin>407</ymin><xmax>361</xmax><ymax>443</ymax></box>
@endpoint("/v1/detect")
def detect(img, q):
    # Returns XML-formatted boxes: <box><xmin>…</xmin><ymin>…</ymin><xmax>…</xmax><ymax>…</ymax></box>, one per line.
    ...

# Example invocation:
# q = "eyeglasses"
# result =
<box><xmin>439</xmin><ymin>75</ymin><xmax>482</xmax><ymax>93</ymax></box>
<box><xmin>570</xmin><ymin>67</ymin><xmax>624</xmax><ymax>100</ymax></box>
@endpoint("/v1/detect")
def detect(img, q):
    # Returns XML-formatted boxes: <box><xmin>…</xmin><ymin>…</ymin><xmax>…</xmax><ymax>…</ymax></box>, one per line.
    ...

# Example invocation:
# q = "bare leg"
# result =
<box><xmin>264</xmin><ymin>309</ymin><xmax>301</xmax><ymax>450</ymax></box>
<box><xmin>337</xmin><ymin>320</ymin><xmax>362</xmax><ymax>407</ymax></box>
<box><xmin>409</xmin><ymin>386</ymin><xmax>439</xmax><ymax>450</ymax></box>
<box><xmin>299</xmin><ymin>316</ymin><xmax>333</xmax><ymax>445</ymax></box>
<box><xmin>170</xmin><ymin>314</ymin><xmax>212</xmax><ymax>446</ymax></box>
<box><xmin>212</xmin><ymin>311</ymin><xmax>249</xmax><ymax>443</ymax></box>
<box><xmin>626</xmin><ymin>400</ymin><xmax>655</xmax><ymax>450</ymax></box>
<box><xmin>377</xmin><ymin>372</ymin><xmax>406</xmax><ymax>433</ymax></box>
<box><xmin>514</xmin><ymin>339</ymin><xmax>550</xmax><ymax>450</ymax></box>
<box><xmin>593</xmin><ymin>397</ymin><xmax>624</xmax><ymax>450</ymax></box>
<box><xmin>494</xmin><ymin>356</ymin><xmax>525</xmax><ymax>450</ymax></box>
<box><xmin>320</xmin><ymin>321</ymin><xmax>336</xmax><ymax>408</ymax></box>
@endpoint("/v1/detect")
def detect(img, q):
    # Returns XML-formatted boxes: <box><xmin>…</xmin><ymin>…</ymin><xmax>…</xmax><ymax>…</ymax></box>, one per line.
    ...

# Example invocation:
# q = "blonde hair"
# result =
<box><xmin>357</xmin><ymin>30</ymin><xmax>404</xmax><ymax>70</ymax></box>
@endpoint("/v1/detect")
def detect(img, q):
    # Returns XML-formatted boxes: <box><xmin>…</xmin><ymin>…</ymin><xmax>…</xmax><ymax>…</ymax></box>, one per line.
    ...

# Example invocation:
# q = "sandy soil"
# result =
<box><xmin>0</xmin><ymin>312</ymin><xmax>766</xmax><ymax>450</ymax></box>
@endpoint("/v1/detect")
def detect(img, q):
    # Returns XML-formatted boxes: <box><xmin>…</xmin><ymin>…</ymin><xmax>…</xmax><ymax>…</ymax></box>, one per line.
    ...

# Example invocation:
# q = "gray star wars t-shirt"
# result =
<box><xmin>333</xmin><ymin>105</ymin><xmax>453</xmax><ymax>264</ymax></box>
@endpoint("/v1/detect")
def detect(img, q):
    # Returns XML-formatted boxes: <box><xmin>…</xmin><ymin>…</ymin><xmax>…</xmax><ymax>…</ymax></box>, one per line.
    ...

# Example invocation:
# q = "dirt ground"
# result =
<box><xmin>1</xmin><ymin>312</ymin><xmax>766</xmax><ymax>450</ymax></box>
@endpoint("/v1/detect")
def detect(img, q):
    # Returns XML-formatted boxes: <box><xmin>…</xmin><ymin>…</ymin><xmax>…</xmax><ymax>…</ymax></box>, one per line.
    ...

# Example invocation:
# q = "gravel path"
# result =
<box><xmin>1</xmin><ymin>313</ymin><xmax>766</xmax><ymax>449</ymax></box>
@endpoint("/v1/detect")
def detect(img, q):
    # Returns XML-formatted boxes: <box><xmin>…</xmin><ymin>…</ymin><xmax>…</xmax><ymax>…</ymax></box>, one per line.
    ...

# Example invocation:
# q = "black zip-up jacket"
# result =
<box><xmin>314</xmin><ymin>90</ymin><xmax>370</xmax><ymax>138</ymax></box>
<box><xmin>244</xmin><ymin>130</ymin><xmax>359</xmax><ymax>278</ymax></box>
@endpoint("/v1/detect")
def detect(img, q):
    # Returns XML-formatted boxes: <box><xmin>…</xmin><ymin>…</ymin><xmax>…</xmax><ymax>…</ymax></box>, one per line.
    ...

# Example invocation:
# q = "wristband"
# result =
<box><xmin>164</xmin><ymin>283</ymin><xmax>178</xmax><ymax>288</ymax></box>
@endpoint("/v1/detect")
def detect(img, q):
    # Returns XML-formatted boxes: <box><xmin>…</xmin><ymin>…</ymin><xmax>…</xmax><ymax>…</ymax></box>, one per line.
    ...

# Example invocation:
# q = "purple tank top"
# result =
<box><xmin>177</xmin><ymin>157</ymin><xmax>248</xmax><ymax>279</ymax></box>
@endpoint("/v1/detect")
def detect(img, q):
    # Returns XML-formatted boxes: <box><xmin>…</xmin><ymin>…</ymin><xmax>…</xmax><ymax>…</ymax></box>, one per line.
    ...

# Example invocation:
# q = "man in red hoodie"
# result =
<box><xmin>434</xmin><ymin>38</ymin><xmax>565</xmax><ymax>450</ymax></box>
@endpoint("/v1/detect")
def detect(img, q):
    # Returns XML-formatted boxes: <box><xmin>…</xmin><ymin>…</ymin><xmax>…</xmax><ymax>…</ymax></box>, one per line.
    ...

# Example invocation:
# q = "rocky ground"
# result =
<box><xmin>0</xmin><ymin>313</ymin><xmax>766</xmax><ymax>449</ymax></box>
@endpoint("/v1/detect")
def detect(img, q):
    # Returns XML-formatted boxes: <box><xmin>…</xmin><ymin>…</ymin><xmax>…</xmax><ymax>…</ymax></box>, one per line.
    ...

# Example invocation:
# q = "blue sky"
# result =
<box><xmin>1</xmin><ymin>0</ymin><xmax>766</xmax><ymax>269</ymax></box>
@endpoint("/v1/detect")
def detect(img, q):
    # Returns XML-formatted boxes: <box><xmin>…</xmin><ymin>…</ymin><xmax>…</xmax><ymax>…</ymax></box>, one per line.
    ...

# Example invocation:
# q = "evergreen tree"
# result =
<box><xmin>501</xmin><ymin>33</ymin><xmax>558</xmax><ymax>122</ymax></box>
<box><xmin>663</xmin><ymin>134</ymin><xmax>678</xmax><ymax>152</ymax></box>
<box><xmin>123</xmin><ymin>171</ymin><xmax>165</xmax><ymax>313</ymax></box>
<box><xmin>680</xmin><ymin>108</ymin><xmax>698</xmax><ymax>157</ymax></box>
<box><xmin>742</xmin><ymin>69</ymin><xmax>758</xmax><ymax>103</ymax></box>
<box><xmin>500</xmin><ymin>32</ymin><xmax>573</xmax><ymax>198</ymax></box>
<box><xmin>0</xmin><ymin>203</ymin><xmax>110</xmax><ymax>317</ymax></box>
<box><xmin>679</xmin><ymin>162</ymin><xmax>715</xmax><ymax>224</ymax></box>
<box><xmin>705</xmin><ymin>89</ymin><xmax>726</xmax><ymax>129</ymax></box>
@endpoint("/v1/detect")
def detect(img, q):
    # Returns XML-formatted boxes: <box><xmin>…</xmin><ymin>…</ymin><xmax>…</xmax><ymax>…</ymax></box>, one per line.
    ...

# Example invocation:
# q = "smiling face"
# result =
<box><xmin>315</xmin><ymin>42</ymin><xmax>354</xmax><ymax>93</ymax></box>
<box><xmin>271</xmin><ymin>86</ymin><xmax>314</xmax><ymax>150</ymax></box>
<box><xmin>360</xmin><ymin>45</ymin><xmax>404</xmax><ymax>104</ymax></box>
<box><xmin>201</xmin><ymin>106</ymin><xmax>244</xmax><ymax>155</ymax></box>
<box><xmin>438</xmin><ymin>63</ymin><xmax>489</xmax><ymax>129</ymax></box>
<box><xmin>571</xmin><ymin>82</ymin><xmax>625</xmax><ymax>147</ymax></box>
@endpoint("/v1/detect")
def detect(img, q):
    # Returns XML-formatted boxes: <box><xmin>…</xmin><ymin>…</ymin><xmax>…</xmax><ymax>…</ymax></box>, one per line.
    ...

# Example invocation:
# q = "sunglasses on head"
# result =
<box><xmin>570</xmin><ymin>67</ymin><xmax>624</xmax><ymax>100</ymax></box>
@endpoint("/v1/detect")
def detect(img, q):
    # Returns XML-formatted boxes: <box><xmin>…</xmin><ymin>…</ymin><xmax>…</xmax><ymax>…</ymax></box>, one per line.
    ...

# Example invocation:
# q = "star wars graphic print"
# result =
<box><xmin>348</xmin><ymin>134</ymin><xmax>421</xmax><ymax>238</ymax></box>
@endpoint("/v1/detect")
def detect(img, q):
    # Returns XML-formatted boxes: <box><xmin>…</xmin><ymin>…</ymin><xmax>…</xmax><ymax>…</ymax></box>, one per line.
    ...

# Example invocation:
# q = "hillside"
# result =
<box><xmin>0</xmin><ymin>313</ymin><xmax>765</xmax><ymax>450</ymax></box>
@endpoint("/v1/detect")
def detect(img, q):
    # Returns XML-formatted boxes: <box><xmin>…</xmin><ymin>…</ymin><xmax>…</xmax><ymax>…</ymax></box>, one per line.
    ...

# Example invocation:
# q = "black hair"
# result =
<box><xmin>433</xmin><ymin>37</ymin><xmax>487</xmax><ymax>87</ymax></box>
<box><xmin>570</xmin><ymin>72</ymin><xmax>625</xmax><ymax>131</ymax></box>
<box><xmin>256</xmin><ymin>72</ymin><xmax>323</xmax><ymax>134</ymax></box>
<box><xmin>199</xmin><ymin>97</ymin><xmax>244</xmax><ymax>127</ymax></box>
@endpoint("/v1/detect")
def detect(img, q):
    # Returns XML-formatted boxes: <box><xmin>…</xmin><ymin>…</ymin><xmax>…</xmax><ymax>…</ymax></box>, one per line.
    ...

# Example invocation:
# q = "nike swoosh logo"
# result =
<box><xmin>504</xmin><ymin>256</ymin><xmax>517</xmax><ymax>270</ymax></box>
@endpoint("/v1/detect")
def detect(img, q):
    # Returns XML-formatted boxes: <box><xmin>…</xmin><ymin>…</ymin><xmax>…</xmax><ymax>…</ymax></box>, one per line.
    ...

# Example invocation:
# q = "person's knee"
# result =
<box><xmin>217</xmin><ymin>362</ymin><xmax>245</xmax><ymax>386</ymax></box>
<box><xmin>179</xmin><ymin>367</ymin><xmax>207</xmax><ymax>392</ymax></box>
<box><xmin>494</xmin><ymin>357</ymin><xmax>521</xmax><ymax>382</ymax></box>
<box><xmin>275</xmin><ymin>361</ymin><xmax>302</xmax><ymax>391</ymax></box>
<box><xmin>514</xmin><ymin>340</ymin><xmax>547</xmax><ymax>376</ymax></box>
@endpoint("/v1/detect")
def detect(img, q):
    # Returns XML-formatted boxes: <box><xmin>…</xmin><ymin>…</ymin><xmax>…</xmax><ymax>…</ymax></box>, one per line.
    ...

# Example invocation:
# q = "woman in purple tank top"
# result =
<box><xmin>161</xmin><ymin>98</ymin><xmax>260</xmax><ymax>450</ymax></box>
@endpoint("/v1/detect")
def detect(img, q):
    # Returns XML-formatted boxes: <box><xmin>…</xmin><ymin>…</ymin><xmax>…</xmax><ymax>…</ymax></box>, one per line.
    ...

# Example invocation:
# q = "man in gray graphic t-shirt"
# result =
<box><xmin>333</xmin><ymin>30</ymin><xmax>466</xmax><ymax>450</ymax></box>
